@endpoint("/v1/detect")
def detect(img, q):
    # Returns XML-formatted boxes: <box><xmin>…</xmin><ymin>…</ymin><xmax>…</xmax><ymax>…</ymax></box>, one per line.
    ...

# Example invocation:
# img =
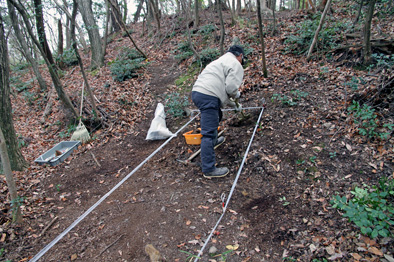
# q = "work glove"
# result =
<box><xmin>234</xmin><ymin>91</ymin><xmax>241</xmax><ymax>99</ymax></box>
<box><xmin>235</xmin><ymin>102</ymin><xmax>242</xmax><ymax>112</ymax></box>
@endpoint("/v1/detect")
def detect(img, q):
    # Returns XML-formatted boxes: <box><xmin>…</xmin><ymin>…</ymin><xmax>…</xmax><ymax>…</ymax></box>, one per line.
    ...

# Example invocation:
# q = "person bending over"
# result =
<box><xmin>191</xmin><ymin>45</ymin><xmax>244</xmax><ymax>178</ymax></box>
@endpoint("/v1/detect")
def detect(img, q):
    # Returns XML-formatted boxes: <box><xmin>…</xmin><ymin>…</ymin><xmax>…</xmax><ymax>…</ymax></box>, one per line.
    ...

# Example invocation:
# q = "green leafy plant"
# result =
<box><xmin>309</xmin><ymin>156</ymin><xmax>317</xmax><ymax>163</ymax></box>
<box><xmin>199</xmin><ymin>48</ymin><xmax>220</xmax><ymax>67</ymax></box>
<box><xmin>367</xmin><ymin>53</ymin><xmax>394</xmax><ymax>71</ymax></box>
<box><xmin>198</xmin><ymin>24</ymin><xmax>217</xmax><ymax>36</ymax></box>
<box><xmin>179</xmin><ymin>250</ymin><xmax>200</xmax><ymax>261</ymax></box>
<box><xmin>165</xmin><ymin>92</ymin><xmax>190</xmax><ymax>118</ymax></box>
<box><xmin>110</xmin><ymin>48</ymin><xmax>147</xmax><ymax>82</ymax></box>
<box><xmin>329</xmin><ymin>152</ymin><xmax>337</xmax><ymax>158</ymax></box>
<box><xmin>344</xmin><ymin>76</ymin><xmax>366</xmax><ymax>91</ymax></box>
<box><xmin>291</xmin><ymin>89</ymin><xmax>309</xmax><ymax>101</ymax></box>
<box><xmin>331</xmin><ymin>178</ymin><xmax>394</xmax><ymax>238</ymax></box>
<box><xmin>23</xmin><ymin>90</ymin><xmax>36</xmax><ymax>105</ymax></box>
<box><xmin>283</xmin><ymin>257</ymin><xmax>297</xmax><ymax>261</ymax></box>
<box><xmin>271</xmin><ymin>93</ymin><xmax>297</xmax><ymax>106</ymax></box>
<box><xmin>11</xmin><ymin>61</ymin><xmax>31</xmax><ymax>72</ymax></box>
<box><xmin>17</xmin><ymin>134</ymin><xmax>27</xmax><ymax>149</ymax></box>
<box><xmin>55</xmin><ymin>48</ymin><xmax>78</xmax><ymax>67</ymax></box>
<box><xmin>210</xmin><ymin>249</ymin><xmax>234</xmax><ymax>261</ymax></box>
<box><xmin>347</xmin><ymin>100</ymin><xmax>394</xmax><ymax>139</ymax></box>
<box><xmin>59</xmin><ymin>124</ymin><xmax>77</xmax><ymax>139</ymax></box>
<box><xmin>319</xmin><ymin>66</ymin><xmax>329</xmax><ymax>79</ymax></box>
<box><xmin>174</xmin><ymin>41</ymin><xmax>194</xmax><ymax>61</ymax></box>
<box><xmin>279</xmin><ymin>196</ymin><xmax>290</xmax><ymax>206</ymax></box>
<box><xmin>283</xmin><ymin>14</ymin><xmax>350</xmax><ymax>55</ymax></box>
<box><xmin>9</xmin><ymin>76</ymin><xmax>34</xmax><ymax>93</ymax></box>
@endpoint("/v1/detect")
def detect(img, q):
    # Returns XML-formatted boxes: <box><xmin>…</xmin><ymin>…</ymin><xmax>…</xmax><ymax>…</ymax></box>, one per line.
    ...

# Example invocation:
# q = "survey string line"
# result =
<box><xmin>194</xmin><ymin>105</ymin><xmax>265</xmax><ymax>261</ymax></box>
<box><xmin>30</xmin><ymin>113</ymin><xmax>200</xmax><ymax>262</ymax></box>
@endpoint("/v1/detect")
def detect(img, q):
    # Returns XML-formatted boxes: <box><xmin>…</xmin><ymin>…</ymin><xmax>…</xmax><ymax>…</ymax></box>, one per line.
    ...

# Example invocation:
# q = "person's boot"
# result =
<box><xmin>203</xmin><ymin>167</ymin><xmax>229</xmax><ymax>178</ymax></box>
<box><xmin>214</xmin><ymin>136</ymin><xmax>225</xmax><ymax>149</ymax></box>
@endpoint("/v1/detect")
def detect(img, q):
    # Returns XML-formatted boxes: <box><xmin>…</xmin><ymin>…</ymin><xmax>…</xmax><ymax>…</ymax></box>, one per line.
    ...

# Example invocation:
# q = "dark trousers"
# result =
<box><xmin>191</xmin><ymin>91</ymin><xmax>222</xmax><ymax>173</ymax></box>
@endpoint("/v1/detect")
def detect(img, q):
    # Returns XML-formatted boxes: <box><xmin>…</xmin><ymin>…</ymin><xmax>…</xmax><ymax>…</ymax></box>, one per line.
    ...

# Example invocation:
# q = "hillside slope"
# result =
<box><xmin>1</xmin><ymin>2</ymin><xmax>394</xmax><ymax>261</ymax></box>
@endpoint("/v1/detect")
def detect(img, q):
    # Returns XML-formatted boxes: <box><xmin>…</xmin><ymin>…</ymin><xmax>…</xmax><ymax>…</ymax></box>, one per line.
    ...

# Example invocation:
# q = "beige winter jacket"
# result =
<box><xmin>192</xmin><ymin>52</ymin><xmax>244</xmax><ymax>107</ymax></box>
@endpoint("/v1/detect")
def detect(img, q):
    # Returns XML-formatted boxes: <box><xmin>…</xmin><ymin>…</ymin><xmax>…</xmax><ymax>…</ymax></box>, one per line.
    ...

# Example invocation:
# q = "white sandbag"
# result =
<box><xmin>146</xmin><ymin>103</ymin><xmax>174</xmax><ymax>140</ymax></box>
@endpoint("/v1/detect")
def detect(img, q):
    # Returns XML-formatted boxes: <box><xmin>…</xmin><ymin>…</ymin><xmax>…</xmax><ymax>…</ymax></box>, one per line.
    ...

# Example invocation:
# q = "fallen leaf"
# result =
<box><xmin>368</xmin><ymin>246</ymin><xmax>383</xmax><ymax>256</ymax></box>
<box><xmin>177</xmin><ymin>242</ymin><xmax>186</xmax><ymax>248</ymax></box>
<box><xmin>226</xmin><ymin>244</ymin><xmax>239</xmax><ymax>250</ymax></box>
<box><xmin>351</xmin><ymin>253</ymin><xmax>362</xmax><ymax>260</ymax></box>
<box><xmin>328</xmin><ymin>252</ymin><xmax>343</xmax><ymax>260</ymax></box>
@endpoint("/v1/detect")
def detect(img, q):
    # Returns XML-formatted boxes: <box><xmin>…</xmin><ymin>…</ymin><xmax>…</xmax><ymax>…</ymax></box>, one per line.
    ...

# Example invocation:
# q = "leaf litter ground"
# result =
<box><xmin>2</xmin><ymin>6</ymin><xmax>394</xmax><ymax>262</ymax></box>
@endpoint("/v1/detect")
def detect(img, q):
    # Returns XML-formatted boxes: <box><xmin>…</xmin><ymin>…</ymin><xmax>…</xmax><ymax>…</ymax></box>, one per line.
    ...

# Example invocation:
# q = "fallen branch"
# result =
<box><xmin>40</xmin><ymin>216</ymin><xmax>58</xmax><ymax>236</ymax></box>
<box><xmin>96</xmin><ymin>234</ymin><xmax>124</xmax><ymax>258</ymax></box>
<box><xmin>90</xmin><ymin>152</ymin><xmax>101</xmax><ymax>167</ymax></box>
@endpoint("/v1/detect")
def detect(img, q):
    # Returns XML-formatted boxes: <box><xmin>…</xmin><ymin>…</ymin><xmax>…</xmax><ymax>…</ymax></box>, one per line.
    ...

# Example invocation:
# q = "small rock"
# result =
<box><xmin>209</xmin><ymin>246</ymin><xmax>218</xmax><ymax>254</ymax></box>
<box><xmin>145</xmin><ymin>244</ymin><xmax>163</xmax><ymax>262</ymax></box>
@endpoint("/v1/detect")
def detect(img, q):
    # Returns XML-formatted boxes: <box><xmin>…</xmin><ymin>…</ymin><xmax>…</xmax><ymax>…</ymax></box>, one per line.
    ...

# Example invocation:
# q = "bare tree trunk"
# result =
<box><xmin>307</xmin><ymin>0</ymin><xmax>316</xmax><ymax>11</ymax></box>
<box><xmin>58</xmin><ymin>20</ymin><xmax>64</xmax><ymax>56</ymax></box>
<box><xmin>180</xmin><ymin>0</ymin><xmax>200</xmax><ymax>65</ymax></box>
<box><xmin>149</xmin><ymin>0</ymin><xmax>161</xmax><ymax>35</ymax></box>
<box><xmin>353</xmin><ymin>0</ymin><xmax>364</xmax><ymax>28</ymax></box>
<box><xmin>57</xmin><ymin>19</ymin><xmax>65</xmax><ymax>69</ymax></box>
<box><xmin>122</xmin><ymin>0</ymin><xmax>128</xmax><ymax>23</ymax></box>
<box><xmin>56</xmin><ymin>0</ymin><xmax>87</xmax><ymax>50</ymax></box>
<box><xmin>306</xmin><ymin>0</ymin><xmax>332</xmax><ymax>60</ymax></box>
<box><xmin>103</xmin><ymin>1</ymin><xmax>110</xmax><ymax>55</ymax></box>
<box><xmin>227</xmin><ymin>0</ymin><xmax>236</xmax><ymax>25</ymax></box>
<box><xmin>256</xmin><ymin>0</ymin><xmax>268</xmax><ymax>77</ymax></box>
<box><xmin>71</xmin><ymin>0</ymin><xmax>100</xmax><ymax>120</ymax></box>
<box><xmin>217</xmin><ymin>0</ymin><xmax>225</xmax><ymax>55</ymax></box>
<box><xmin>76</xmin><ymin>0</ymin><xmax>104</xmax><ymax>69</ymax></box>
<box><xmin>65</xmin><ymin>18</ymin><xmax>71</xmax><ymax>49</ymax></box>
<box><xmin>271</xmin><ymin>0</ymin><xmax>277</xmax><ymax>36</ymax></box>
<box><xmin>195</xmin><ymin>0</ymin><xmax>200</xmax><ymax>28</ymax></box>
<box><xmin>318</xmin><ymin>0</ymin><xmax>328</xmax><ymax>11</ymax></box>
<box><xmin>237</xmin><ymin>0</ymin><xmax>241</xmax><ymax>14</ymax></box>
<box><xmin>6</xmin><ymin>0</ymin><xmax>47</xmax><ymax>91</ymax></box>
<box><xmin>8</xmin><ymin>0</ymin><xmax>78</xmax><ymax>118</ymax></box>
<box><xmin>0</xmin><ymin>13</ymin><xmax>28</xmax><ymax>172</ymax></box>
<box><xmin>134</xmin><ymin>0</ymin><xmax>144</xmax><ymax>23</ymax></box>
<box><xmin>363</xmin><ymin>0</ymin><xmax>376</xmax><ymax>65</ymax></box>
<box><xmin>34</xmin><ymin>0</ymin><xmax>56</xmax><ymax>66</ymax></box>
<box><xmin>0</xmin><ymin>128</ymin><xmax>22</xmax><ymax>224</ymax></box>
<box><xmin>107</xmin><ymin>0</ymin><xmax>148</xmax><ymax>58</ymax></box>
<box><xmin>110</xmin><ymin>0</ymin><xmax>122</xmax><ymax>32</ymax></box>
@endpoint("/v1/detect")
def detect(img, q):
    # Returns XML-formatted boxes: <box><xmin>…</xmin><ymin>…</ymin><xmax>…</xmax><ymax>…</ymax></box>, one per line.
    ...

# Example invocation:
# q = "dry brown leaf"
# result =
<box><xmin>368</xmin><ymin>247</ymin><xmax>383</xmax><ymax>256</ymax></box>
<box><xmin>351</xmin><ymin>253</ymin><xmax>363</xmax><ymax>260</ymax></box>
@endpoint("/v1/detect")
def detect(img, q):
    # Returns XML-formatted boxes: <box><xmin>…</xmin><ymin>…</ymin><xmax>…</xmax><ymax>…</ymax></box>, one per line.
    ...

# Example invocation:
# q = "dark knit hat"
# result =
<box><xmin>228</xmin><ymin>45</ymin><xmax>244</xmax><ymax>56</ymax></box>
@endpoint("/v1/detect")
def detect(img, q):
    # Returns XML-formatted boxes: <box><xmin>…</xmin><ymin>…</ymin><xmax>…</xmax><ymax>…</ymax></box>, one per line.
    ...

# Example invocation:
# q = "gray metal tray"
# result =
<box><xmin>34</xmin><ymin>141</ymin><xmax>81</xmax><ymax>166</ymax></box>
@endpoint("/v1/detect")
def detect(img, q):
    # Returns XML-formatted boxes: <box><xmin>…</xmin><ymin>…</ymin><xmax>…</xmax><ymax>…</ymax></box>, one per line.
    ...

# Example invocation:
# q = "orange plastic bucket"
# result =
<box><xmin>183</xmin><ymin>127</ymin><xmax>221</xmax><ymax>145</ymax></box>
<box><xmin>183</xmin><ymin>130</ymin><xmax>202</xmax><ymax>145</ymax></box>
